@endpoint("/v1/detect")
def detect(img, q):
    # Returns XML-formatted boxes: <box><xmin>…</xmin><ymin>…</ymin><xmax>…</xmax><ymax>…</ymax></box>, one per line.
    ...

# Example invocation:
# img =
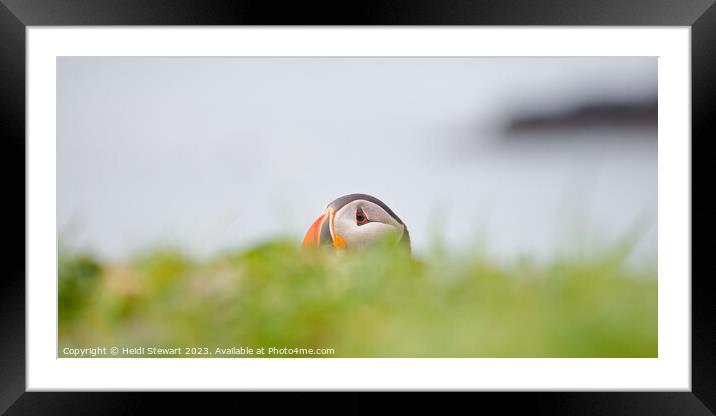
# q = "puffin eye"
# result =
<box><xmin>355</xmin><ymin>207</ymin><xmax>368</xmax><ymax>225</ymax></box>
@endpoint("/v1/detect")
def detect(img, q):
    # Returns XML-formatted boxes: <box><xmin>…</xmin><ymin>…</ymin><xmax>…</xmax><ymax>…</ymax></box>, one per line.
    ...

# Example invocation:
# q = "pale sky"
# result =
<box><xmin>57</xmin><ymin>57</ymin><xmax>657</xmax><ymax>264</ymax></box>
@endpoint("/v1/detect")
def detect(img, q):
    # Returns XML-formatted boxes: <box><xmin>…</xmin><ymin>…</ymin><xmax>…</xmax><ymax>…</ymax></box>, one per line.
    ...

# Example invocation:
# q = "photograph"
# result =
<box><xmin>57</xmin><ymin>56</ymin><xmax>658</xmax><ymax>358</ymax></box>
<box><xmin>0</xmin><ymin>0</ymin><xmax>706</xmax><ymax>408</ymax></box>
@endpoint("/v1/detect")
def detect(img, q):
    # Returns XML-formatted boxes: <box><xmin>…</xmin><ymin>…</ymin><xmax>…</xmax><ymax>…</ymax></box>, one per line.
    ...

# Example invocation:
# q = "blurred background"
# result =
<box><xmin>57</xmin><ymin>57</ymin><xmax>657</xmax><ymax>265</ymax></box>
<box><xmin>57</xmin><ymin>57</ymin><xmax>658</xmax><ymax>357</ymax></box>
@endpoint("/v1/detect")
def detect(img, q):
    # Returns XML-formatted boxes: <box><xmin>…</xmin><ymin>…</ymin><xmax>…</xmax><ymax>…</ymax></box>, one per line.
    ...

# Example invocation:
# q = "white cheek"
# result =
<box><xmin>334</xmin><ymin>219</ymin><xmax>400</xmax><ymax>249</ymax></box>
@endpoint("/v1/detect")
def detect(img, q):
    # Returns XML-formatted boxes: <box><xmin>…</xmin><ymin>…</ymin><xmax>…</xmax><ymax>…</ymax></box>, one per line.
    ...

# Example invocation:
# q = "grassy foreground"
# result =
<box><xmin>58</xmin><ymin>239</ymin><xmax>657</xmax><ymax>358</ymax></box>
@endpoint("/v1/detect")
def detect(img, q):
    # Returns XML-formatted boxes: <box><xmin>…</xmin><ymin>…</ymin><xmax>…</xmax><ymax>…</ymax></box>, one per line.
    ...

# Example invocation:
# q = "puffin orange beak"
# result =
<box><xmin>302</xmin><ymin>208</ymin><xmax>347</xmax><ymax>249</ymax></box>
<box><xmin>302</xmin><ymin>210</ymin><xmax>329</xmax><ymax>248</ymax></box>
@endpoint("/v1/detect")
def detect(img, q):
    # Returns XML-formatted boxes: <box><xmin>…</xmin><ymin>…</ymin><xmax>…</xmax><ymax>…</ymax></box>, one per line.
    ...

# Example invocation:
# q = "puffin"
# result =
<box><xmin>302</xmin><ymin>193</ymin><xmax>410</xmax><ymax>251</ymax></box>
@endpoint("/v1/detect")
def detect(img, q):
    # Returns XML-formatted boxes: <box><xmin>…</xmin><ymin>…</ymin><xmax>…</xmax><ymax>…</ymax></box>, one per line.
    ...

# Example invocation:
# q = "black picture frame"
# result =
<box><xmin>0</xmin><ymin>0</ymin><xmax>710</xmax><ymax>414</ymax></box>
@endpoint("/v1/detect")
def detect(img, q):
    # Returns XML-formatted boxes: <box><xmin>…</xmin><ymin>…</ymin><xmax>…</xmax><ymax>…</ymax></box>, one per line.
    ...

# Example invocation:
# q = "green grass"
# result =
<box><xmin>58</xmin><ymin>239</ymin><xmax>657</xmax><ymax>358</ymax></box>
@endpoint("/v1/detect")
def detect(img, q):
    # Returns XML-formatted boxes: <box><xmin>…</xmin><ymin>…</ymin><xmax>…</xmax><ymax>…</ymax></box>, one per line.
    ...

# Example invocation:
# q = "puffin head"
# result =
<box><xmin>302</xmin><ymin>193</ymin><xmax>410</xmax><ymax>251</ymax></box>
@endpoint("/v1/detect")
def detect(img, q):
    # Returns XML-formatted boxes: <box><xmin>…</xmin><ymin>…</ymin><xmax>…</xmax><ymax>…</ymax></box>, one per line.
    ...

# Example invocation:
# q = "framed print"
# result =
<box><xmin>1</xmin><ymin>0</ymin><xmax>711</xmax><ymax>413</ymax></box>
